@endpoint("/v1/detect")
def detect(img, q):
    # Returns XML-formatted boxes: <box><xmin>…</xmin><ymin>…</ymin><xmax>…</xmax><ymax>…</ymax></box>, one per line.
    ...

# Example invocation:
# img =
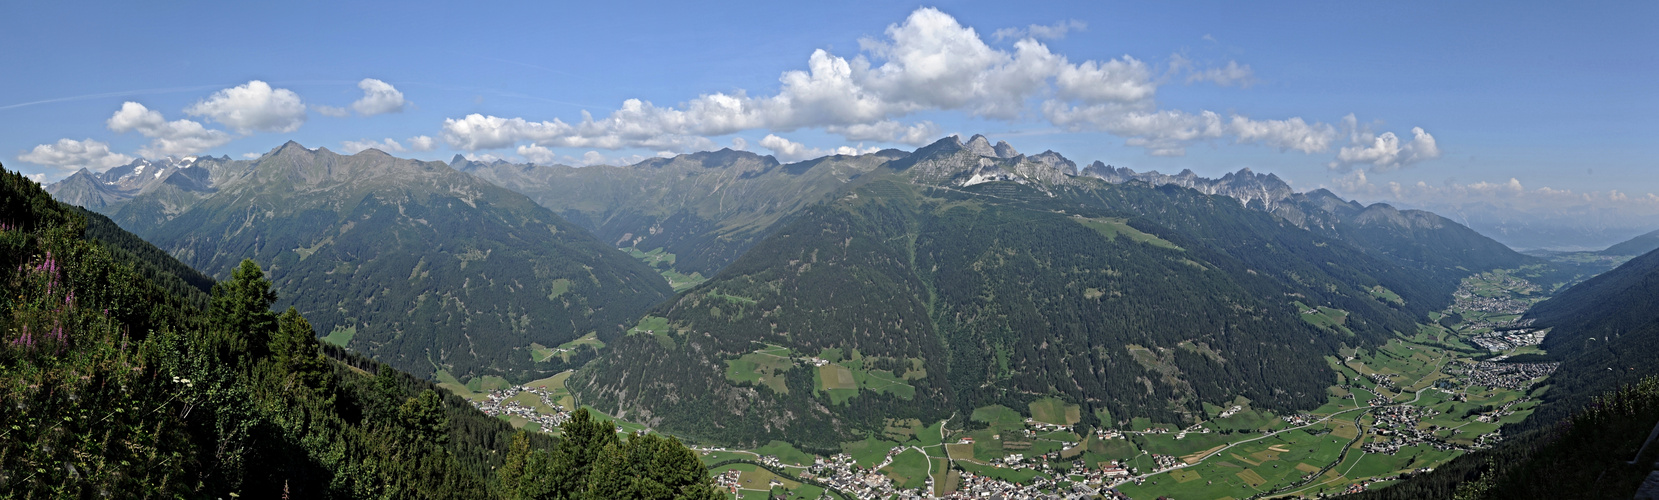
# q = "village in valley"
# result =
<box><xmin>435</xmin><ymin>269</ymin><xmax>1562</xmax><ymax>499</ymax></box>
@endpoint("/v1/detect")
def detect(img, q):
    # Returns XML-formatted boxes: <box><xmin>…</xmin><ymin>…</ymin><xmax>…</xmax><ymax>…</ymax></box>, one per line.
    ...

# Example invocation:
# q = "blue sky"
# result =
<box><xmin>4</xmin><ymin>1</ymin><xmax>1655</xmax><ymax>236</ymax></box>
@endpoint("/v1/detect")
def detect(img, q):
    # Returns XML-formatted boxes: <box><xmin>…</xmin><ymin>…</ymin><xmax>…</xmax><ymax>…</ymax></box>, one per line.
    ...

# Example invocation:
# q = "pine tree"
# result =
<box><xmin>208</xmin><ymin>258</ymin><xmax>278</xmax><ymax>360</ymax></box>
<box><xmin>399</xmin><ymin>389</ymin><xmax>450</xmax><ymax>446</ymax></box>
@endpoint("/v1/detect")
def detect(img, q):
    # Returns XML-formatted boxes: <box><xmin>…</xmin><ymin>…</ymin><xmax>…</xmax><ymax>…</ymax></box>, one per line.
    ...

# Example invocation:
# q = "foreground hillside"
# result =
<box><xmin>572</xmin><ymin>136</ymin><xmax>1532</xmax><ymax>449</ymax></box>
<box><xmin>96</xmin><ymin>143</ymin><xmax>673</xmax><ymax>381</ymax></box>
<box><xmin>1</xmin><ymin>165</ymin><xmax>717</xmax><ymax>498</ymax></box>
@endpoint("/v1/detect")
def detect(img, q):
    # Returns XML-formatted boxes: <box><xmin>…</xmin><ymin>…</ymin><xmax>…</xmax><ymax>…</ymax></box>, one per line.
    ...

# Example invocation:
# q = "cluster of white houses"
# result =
<box><xmin>466</xmin><ymin>385</ymin><xmax>570</xmax><ymax>430</ymax></box>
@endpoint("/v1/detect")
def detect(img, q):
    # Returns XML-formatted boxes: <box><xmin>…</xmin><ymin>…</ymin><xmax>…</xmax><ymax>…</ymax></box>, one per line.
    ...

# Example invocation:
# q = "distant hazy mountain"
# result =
<box><xmin>1598</xmin><ymin>227</ymin><xmax>1659</xmax><ymax>256</ymax></box>
<box><xmin>44</xmin><ymin>156</ymin><xmax>222</xmax><ymax>212</ymax></box>
<box><xmin>95</xmin><ymin>143</ymin><xmax>673</xmax><ymax>380</ymax></box>
<box><xmin>1080</xmin><ymin>163</ymin><xmax>1537</xmax><ymax>284</ymax></box>
<box><xmin>571</xmin><ymin>135</ymin><xmax>1520</xmax><ymax>447</ymax></box>
<box><xmin>456</xmin><ymin>147</ymin><xmax>905</xmax><ymax>278</ymax></box>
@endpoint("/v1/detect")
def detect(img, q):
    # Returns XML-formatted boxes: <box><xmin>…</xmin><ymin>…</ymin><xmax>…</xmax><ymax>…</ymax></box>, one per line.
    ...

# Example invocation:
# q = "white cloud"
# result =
<box><xmin>340</xmin><ymin>138</ymin><xmax>406</xmax><ymax>154</ymax></box>
<box><xmin>25</xmin><ymin>173</ymin><xmax>47</xmax><ymax>184</ymax></box>
<box><xmin>759</xmin><ymin>134</ymin><xmax>878</xmax><ymax>162</ymax></box>
<box><xmin>992</xmin><ymin>19</ymin><xmax>1086</xmax><ymax>41</ymax></box>
<box><xmin>314</xmin><ymin>105</ymin><xmax>350</xmax><ymax>118</ymax></box>
<box><xmin>350</xmin><ymin>78</ymin><xmax>406</xmax><ymax>116</ymax></box>
<box><xmin>730</xmin><ymin>137</ymin><xmax>747</xmax><ymax>151</ymax></box>
<box><xmin>407</xmin><ymin>135</ymin><xmax>437</xmax><ymax>151</ymax></box>
<box><xmin>572</xmin><ymin>151</ymin><xmax>653</xmax><ymax>167</ymax></box>
<box><xmin>242</xmin><ymin>152</ymin><xmax>261</xmax><ymax>159</ymax></box>
<box><xmin>17</xmin><ymin>138</ymin><xmax>133</xmax><ymax>172</ymax></box>
<box><xmin>1329</xmin><ymin>172</ymin><xmax>1659</xmax><ymax>225</ymax></box>
<box><xmin>517</xmin><ymin>143</ymin><xmax>557</xmax><ymax>164</ymax></box>
<box><xmin>185</xmin><ymin>80</ymin><xmax>307</xmax><ymax>133</ymax></box>
<box><xmin>440</xmin><ymin>112</ymin><xmax>716</xmax><ymax>152</ymax></box>
<box><xmin>1329</xmin><ymin>115</ymin><xmax>1441</xmax><ymax>171</ymax></box>
<box><xmin>1187</xmin><ymin>61</ymin><xmax>1255</xmax><ymax>87</ymax></box>
<box><xmin>435</xmin><ymin>7</ymin><xmax>1432</xmax><ymax>167</ymax></box>
<box><xmin>107</xmin><ymin>102</ymin><xmax>234</xmax><ymax>157</ymax></box>
<box><xmin>826</xmin><ymin>120</ymin><xmax>939</xmax><ymax>146</ymax></box>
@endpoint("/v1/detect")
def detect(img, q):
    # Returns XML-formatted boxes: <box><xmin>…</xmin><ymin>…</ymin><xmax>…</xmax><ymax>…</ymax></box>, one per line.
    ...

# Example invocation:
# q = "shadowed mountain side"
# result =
<box><xmin>105</xmin><ymin>143</ymin><xmax>673</xmax><ymax>381</ymax></box>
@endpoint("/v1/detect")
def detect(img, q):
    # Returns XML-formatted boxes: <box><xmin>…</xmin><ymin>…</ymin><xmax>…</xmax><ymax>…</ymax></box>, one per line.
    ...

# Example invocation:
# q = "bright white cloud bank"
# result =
<box><xmin>18</xmin><ymin>138</ymin><xmax>133</xmax><ymax>172</ymax></box>
<box><xmin>759</xmin><ymin>134</ymin><xmax>879</xmax><ymax>162</ymax></box>
<box><xmin>186</xmin><ymin>80</ymin><xmax>307</xmax><ymax>133</ymax></box>
<box><xmin>441</xmin><ymin>7</ymin><xmax>1434</xmax><ymax>169</ymax></box>
<box><xmin>107</xmin><ymin>102</ymin><xmax>234</xmax><ymax>157</ymax></box>
<box><xmin>350</xmin><ymin>78</ymin><xmax>406</xmax><ymax>116</ymax></box>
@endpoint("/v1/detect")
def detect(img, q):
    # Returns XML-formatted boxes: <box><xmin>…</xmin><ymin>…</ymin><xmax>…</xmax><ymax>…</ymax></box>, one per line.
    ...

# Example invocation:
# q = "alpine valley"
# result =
<box><xmin>25</xmin><ymin>134</ymin><xmax>1659</xmax><ymax>499</ymax></box>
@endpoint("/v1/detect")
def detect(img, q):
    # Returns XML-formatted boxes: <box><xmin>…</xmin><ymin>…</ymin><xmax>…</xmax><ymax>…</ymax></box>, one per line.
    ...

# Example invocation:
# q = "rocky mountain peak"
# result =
<box><xmin>963</xmin><ymin>134</ymin><xmax>997</xmax><ymax>157</ymax></box>
<box><xmin>992</xmin><ymin>140</ymin><xmax>1020</xmax><ymax>159</ymax></box>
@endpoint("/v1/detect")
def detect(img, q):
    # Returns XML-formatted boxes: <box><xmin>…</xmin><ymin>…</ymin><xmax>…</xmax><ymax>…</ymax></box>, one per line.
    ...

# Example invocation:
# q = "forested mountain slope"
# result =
<box><xmin>101</xmin><ymin>143</ymin><xmax>673</xmax><ymax>381</ymax></box>
<box><xmin>457</xmin><ymin>147</ymin><xmax>905</xmax><ymax>277</ymax></box>
<box><xmin>1345</xmin><ymin>248</ymin><xmax>1659</xmax><ymax>499</ymax></box>
<box><xmin>2</xmin><ymin>165</ymin><xmax>718</xmax><ymax>499</ymax></box>
<box><xmin>574</xmin><ymin>135</ymin><xmax>1498</xmax><ymax>449</ymax></box>
<box><xmin>3</xmin><ymin>165</ymin><xmax>512</xmax><ymax>496</ymax></box>
<box><xmin>1599</xmin><ymin>227</ymin><xmax>1659</xmax><ymax>256</ymax></box>
<box><xmin>1519</xmin><ymin>246</ymin><xmax>1659</xmax><ymax>427</ymax></box>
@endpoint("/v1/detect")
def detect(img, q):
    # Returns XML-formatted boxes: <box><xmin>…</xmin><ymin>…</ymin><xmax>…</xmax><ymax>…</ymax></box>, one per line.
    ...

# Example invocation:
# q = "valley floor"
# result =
<box><xmin>429</xmin><ymin>269</ymin><xmax>1556</xmax><ymax>500</ymax></box>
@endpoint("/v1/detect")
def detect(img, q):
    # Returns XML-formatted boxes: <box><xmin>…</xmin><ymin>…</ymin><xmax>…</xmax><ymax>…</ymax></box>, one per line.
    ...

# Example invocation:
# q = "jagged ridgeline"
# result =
<box><xmin>93</xmin><ymin>143</ymin><xmax>673</xmax><ymax>380</ymax></box>
<box><xmin>573</xmin><ymin>135</ymin><xmax>1529</xmax><ymax>448</ymax></box>
<box><xmin>457</xmin><ymin>147</ymin><xmax>908</xmax><ymax>278</ymax></box>
<box><xmin>2</xmin><ymin>165</ymin><xmax>721</xmax><ymax>498</ymax></box>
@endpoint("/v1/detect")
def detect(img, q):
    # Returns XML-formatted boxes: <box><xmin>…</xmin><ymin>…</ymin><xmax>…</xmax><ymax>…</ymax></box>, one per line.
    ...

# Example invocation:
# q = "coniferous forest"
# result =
<box><xmin>0</xmin><ymin>166</ymin><xmax>717</xmax><ymax>498</ymax></box>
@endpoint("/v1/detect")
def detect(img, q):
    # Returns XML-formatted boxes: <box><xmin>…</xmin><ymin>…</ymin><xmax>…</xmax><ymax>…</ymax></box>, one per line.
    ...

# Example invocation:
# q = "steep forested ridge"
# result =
<box><xmin>575</xmin><ymin>136</ymin><xmax>1492</xmax><ymax>448</ymax></box>
<box><xmin>1517</xmin><ymin>246</ymin><xmax>1659</xmax><ymax>429</ymax></box>
<box><xmin>102</xmin><ymin>143</ymin><xmax>672</xmax><ymax>381</ymax></box>
<box><xmin>1344</xmin><ymin>247</ymin><xmax>1659</xmax><ymax>499</ymax></box>
<box><xmin>1599</xmin><ymin>227</ymin><xmax>1659</xmax><ymax>256</ymax></box>
<box><xmin>2</xmin><ymin>165</ymin><xmax>717</xmax><ymax>498</ymax></box>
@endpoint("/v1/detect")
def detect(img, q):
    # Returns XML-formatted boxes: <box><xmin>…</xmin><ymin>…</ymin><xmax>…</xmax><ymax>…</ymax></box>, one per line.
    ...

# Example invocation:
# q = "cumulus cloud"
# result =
<box><xmin>826</xmin><ymin>120</ymin><xmax>939</xmax><ymax>145</ymax></box>
<box><xmin>24</xmin><ymin>173</ymin><xmax>47</xmax><ymax>183</ymax></box>
<box><xmin>17</xmin><ymin>138</ymin><xmax>133</xmax><ymax>172</ymax></box>
<box><xmin>730</xmin><ymin>137</ymin><xmax>748</xmax><ymax>151</ymax></box>
<box><xmin>407</xmin><ymin>135</ymin><xmax>437</xmax><ymax>151</ymax></box>
<box><xmin>1329</xmin><ymin>115</ymin><xmax>1441</xmax><ymax>171</ymax></box>
<box><xmin>242</xmin><ymin>152</ymin><xmax>262</xmax><ymax>159</ymax></box>
<box><xmin>340</xmin><ymin>138</ymin><xmax>406</xmax><ymax>154</ymax></box>
<box><xmin>992</xmin><ymin>19</ymin><xmax>1086</xmax><ymax>41</ymax></box>
<box><xmin>517</xmin><ymin>143</ymin><xmax>557</xmax><ymax>164</ymax></box>
<box><xmin>107</xmin><ymin>102</ymin><xmax>234</xmax><ymax>157</ymax></box>
<box><xmin>759</xmin><ymin>134</ymin><xmax>879</xmax><ymax>162</ymax></box>
<box><xmin>1187</xmin><ymin>60</ymin><xmax>1255</xmax><ymax>87</ymax></box>
<box><xmin>350</xmin><ymin>78</ymin><xmax>406</xmax><ymax>116</ymax></box>
<box><xmin>437</xmin><ymin>7</ymin><xmax>1433</xmax><ymax>166</ymax></box>
<box><xmin>185</xmin><ymin>80</ymin><xmax>307</xmax><ymax>133</ymax></box>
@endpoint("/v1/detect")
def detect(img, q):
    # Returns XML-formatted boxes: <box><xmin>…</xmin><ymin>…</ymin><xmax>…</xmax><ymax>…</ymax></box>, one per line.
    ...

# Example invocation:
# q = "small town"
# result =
<box><xmin>1467</xmin><ymin>328</ymin><xmax>1547</xmax><ymax>352</ymax></box>
<box><xmin>466</xmin><ymin>385</ymin><xmax>572</xmax><ymax>430</ymax></box>
<box><xmin>1457</xmin><ymin>360</ymin><xmax>1560</xmax><ymax>391</ymax></box>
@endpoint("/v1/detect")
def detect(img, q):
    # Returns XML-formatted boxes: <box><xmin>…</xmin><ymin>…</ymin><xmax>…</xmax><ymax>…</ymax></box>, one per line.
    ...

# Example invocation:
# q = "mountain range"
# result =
<box><xmin>47</xmin><ymin>134</ymin><xmax>1541</xmax><ymax>449</ymax></box>
<box><xmin>65</xmin><ymin>142</ymin><xmax>673</xmax><ymax>381</ymax></box>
